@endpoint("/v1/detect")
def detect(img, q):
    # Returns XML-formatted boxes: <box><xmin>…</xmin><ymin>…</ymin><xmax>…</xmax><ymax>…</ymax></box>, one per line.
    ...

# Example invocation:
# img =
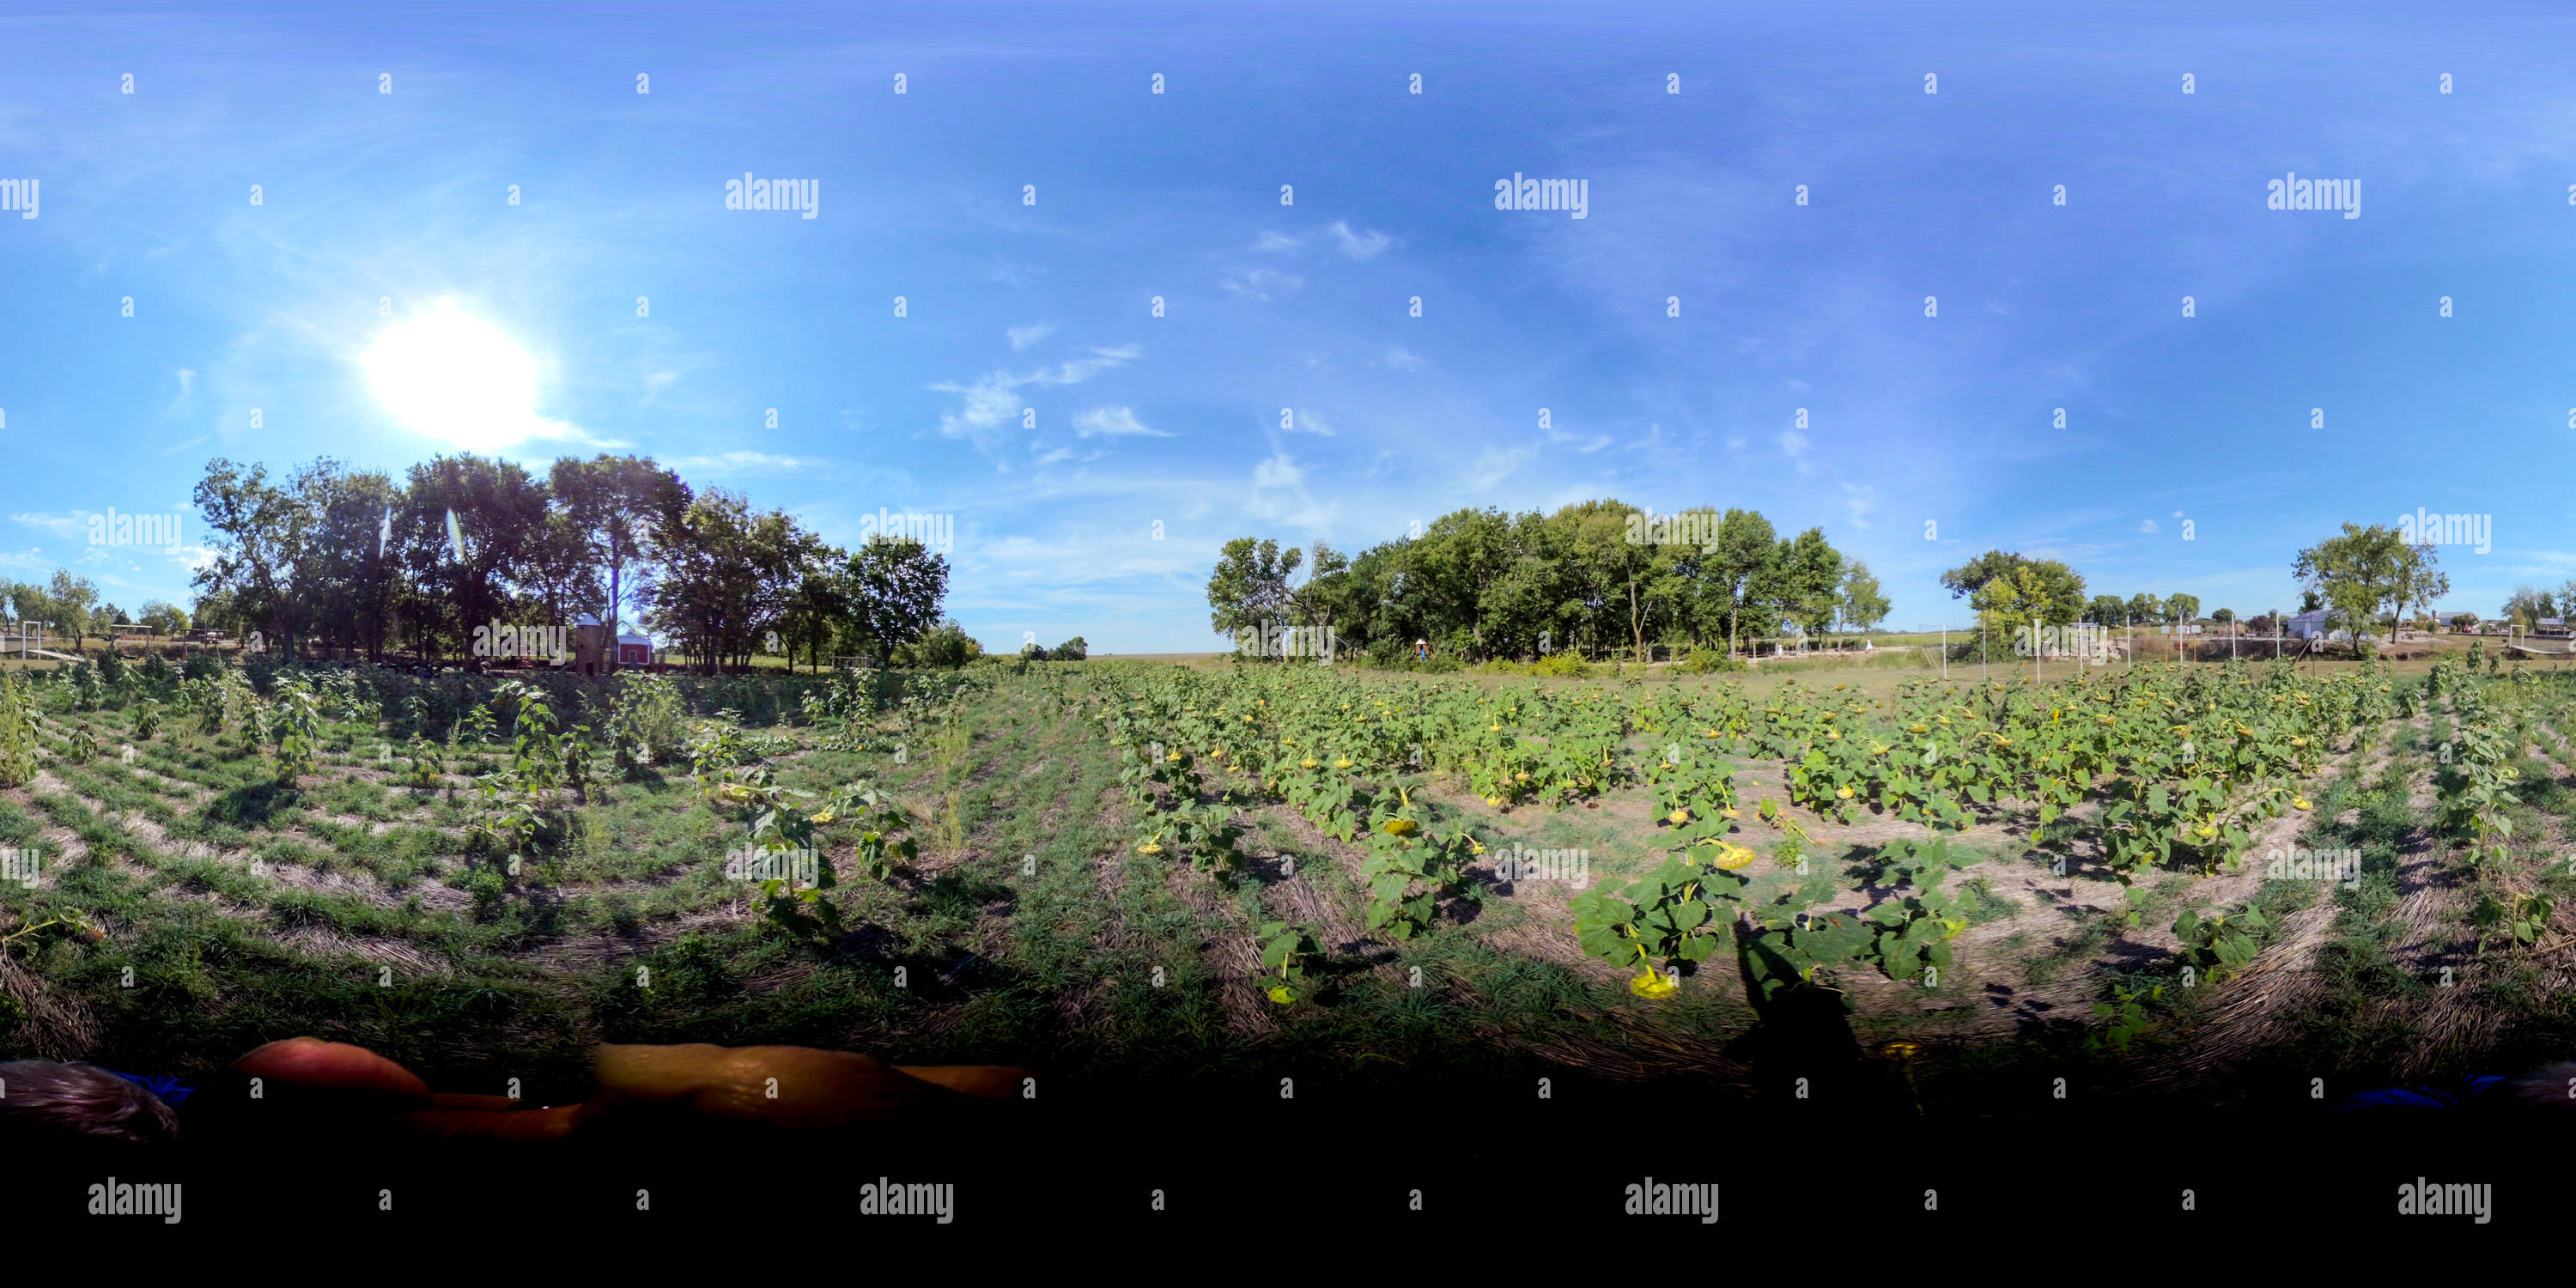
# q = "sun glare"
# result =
<box><xmin>361</xmin><ymin>301</ymin><xmax>555</xmax><ymax>451</ymax></box>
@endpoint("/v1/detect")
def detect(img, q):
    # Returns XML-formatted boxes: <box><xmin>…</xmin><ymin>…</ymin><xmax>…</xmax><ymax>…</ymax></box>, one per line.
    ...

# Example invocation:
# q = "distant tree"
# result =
<box><xmin>899</xmin><ymin>619</ymin><xmax>982</xmax><ymax>668</ymax></box>
<box><xmin>2502</xmin><ymin>585</ymin><xmax>2555</xmax><ymax>629</ymax></box>
<box><xmin>2293</xmin><ymin>523</ymin><xmax>2415</xmax><ymax>653</ymax></box>
<box><xmin>1054</xmin><ymin>635</ymin><xmax>1088</xmax><ymax>661</ymax></box>
<box><xmin>1288</xmin><ymin>542</ymin><xmax>1350</xmax><ymax>645</ymax></box>
<box><xmin>2166</xmin><ymin>592</ymin><xmax>2201</xmax><ymax>625</ymax></box>
<box><xmin>47</xmin><ymin>571</ymin><xmax>101</xmax><ymax>654</ymax></box>
<box><xmin>1838</xmin><ymin>561</ymin><xmax>1890</xmax><ymax>640</ymax></box>
<box><xmin>2210</xmin><ymin>607</ymin><xmax>2235</xmax><ymax>624</ymax></box>
<box><xmin>837</xmin><ymin>537</ymin><xmax>951</xmax><ymax>667</ymax></box>
<box><xmin>1765</xmin><ymin>527</ymin><xmax>1847</xmax><ymax>641</ymax></box>
<box><xmin>1708</xmin><ymin>509</ymin><xmax>1780</xmax><ymax>656</ymax></box>
<box><xmin>2450</xmin><ymin>613</ymin><xmax>2480</xmax><ymax>633</ymax></box>
<box><xmin>2082</xmin><ymin>594</ymin><xmax>2127</xmax><ymax>627</ymax></box>
<box><xmin>137</xmin><ymin>599</ymin><xmax>190</xmax><ymax>637</ymax></box>
<box><xmin>552</xmin><ymin>455</ymin><xmax>690</xmax><ymax>670</ymax></box>
<box><xmin>1207</xmin><ymin>538</ymin><xmax>1304</xmax><ymax>650</ymax></box>
<box><xmin>2124</xmin><ymin>592</ymin><xmax>2163</xmax><ymax>627</ymax></box>
<box><xmin>1943</xmin><ymin>550</ymin><xmax>2085</xmax><ymax>639</ymax></box>
<box><xmin>2402</xmin><ymin>540</ymin><xmax>2449</xmax><ymax>629</ymax></box>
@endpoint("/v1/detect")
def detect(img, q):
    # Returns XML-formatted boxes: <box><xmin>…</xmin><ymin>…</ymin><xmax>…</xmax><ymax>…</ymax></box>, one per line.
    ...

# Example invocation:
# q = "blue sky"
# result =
<box><xmin>4</xmin><ymin>0</ymin><xmax>2575</xmax><ymax>651</ymax></box>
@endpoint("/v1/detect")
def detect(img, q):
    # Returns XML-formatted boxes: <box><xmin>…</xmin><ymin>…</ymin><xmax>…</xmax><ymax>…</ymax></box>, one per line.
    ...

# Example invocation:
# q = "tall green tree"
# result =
<box><xmin>838</xmin><ymin>536</ymin><xmax>951</xmax><ymax>666</ymax></box>
<box><xmin>1838</xmin><ymin>561</ymin><xmax>1890</xmax><ymax>640</ymax></box>
<box><xmin>1207</xmin><ymin>538</ymin><xmax>1304</xmax><ymax>651</ymax></box>
<box><xmin>2293</xmin><ymin>523</ymin><xmax>2415</xmax><ymax>653</ymax></box>
<box><xmin>551</xmin><ymin>455</ymin><xmax>689</xmax><ymax>670</ymax></box>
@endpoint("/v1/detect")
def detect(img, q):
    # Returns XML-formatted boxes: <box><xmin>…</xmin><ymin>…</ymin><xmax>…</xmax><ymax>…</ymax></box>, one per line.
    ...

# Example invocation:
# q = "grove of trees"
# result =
<box><xmin>178</xmin><ymin>453</ymin><xmax>954</xmax><ymax>673</ymax></box>
<box><xmin>1208</xmin><ymin>501</ymin><xmax>1889</xmax><ymax>663</ymax></box>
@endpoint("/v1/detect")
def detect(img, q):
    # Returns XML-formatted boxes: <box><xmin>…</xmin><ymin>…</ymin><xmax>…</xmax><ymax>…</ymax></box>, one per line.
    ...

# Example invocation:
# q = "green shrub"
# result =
<box><xmin>899</xmin><ymin>621</ymin><xmax>982</xmax><ymax>668</ymax></box>
<box><xmin>1532</xmin><ymin>652</ymin><xmax>1589</xmax><ymax>677</ymax></box>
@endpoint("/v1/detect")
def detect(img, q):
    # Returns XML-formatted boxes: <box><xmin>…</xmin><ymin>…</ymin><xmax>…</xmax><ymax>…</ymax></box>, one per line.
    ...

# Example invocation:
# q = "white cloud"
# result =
<box><xmin>1073</xmin><ymin>406</ymin><xmax>1172</xmax><ymax>438</ymax></box>
<box><xmin>1218</xmin><ymin>269</ymin><xmax>1302</xmax><ymax>301</ymax></box>
<box><xmin>1285</xmin><ymin>409</ymin><xmax>1336</xmax><ymax>436</ymax></box>
<box><xmin>1777</xmin><ymin>430</ymin><xmax>1814</xmax><ymax>476</ymax></box>
<box><xmin>1466</xmin><ymin>446</ymin><xmax>1533</xmax><ymax>493</ymax></box>
<box><xmin>1380</xmin><ymin>347</ymin><xmax>1425</xmax><ymax>372</ymax></box>
<box><xmin>1007</xmin><ymin>322</ymin><xmax>1057</xmax><ymax>350</ymax></box>
<box><xmin>11</xmin><ymin>512</ymin><xmax>87</xmax><ymax>539</ymax></box>
<box><xmin>1253</xmin><ymin>454</ymin><xmax>1303</xmax><ymax>489</ymax></box>
<box><xmin>1253</xmin><ymin>231</ymin><xmax>1301</xmax><ymax>253</ymax></box>
<box><xmin>1247</xmin><ymin>447</ymin><xmax>1334</xmax><ymax>530</ymax></box>
<box><xmin>1842</xmin><ymin>483</ymin><xmax>1877</xmax><ymax>530</ymax></box>
<box><xmin>667</xmin><ymin>451</ymin><xmax>824</xmax><ymax>475</ymax></box>
<box><xmin>1726</xmin><ymin>435</ymin><xmax>1747</xmax><ymax>452</ymax></box>
<box><xmin>1327</xmin><ymin>221</ymin><xmax>1392</xmax><ymax>259</ymax></box>
<box><xmin>2138</xmin><ymin>519</ymin><xmax>2160</xmax><ymax>534</ymax></box>
<box><xmin>932</xmin><ymin>346</ymin><xmax>1140</xmax><ymax>450</ymax></box>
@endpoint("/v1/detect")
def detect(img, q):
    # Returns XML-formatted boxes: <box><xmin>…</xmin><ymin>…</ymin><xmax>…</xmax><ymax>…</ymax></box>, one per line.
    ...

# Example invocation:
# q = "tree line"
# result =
<box><xmin>1</xmin><ymin>569</ymin><xmax>191</xmax><ymax>652</ymax></box>
<box><xmin>175</xmin><ymin>453</ymin><xmax>960</xmax><ymax>673</ymax></box>
<box><xmin>1206</xmin><ymin>501</ymin><xmax>1889</xmax><ymax>663</ymax></box>
<box><xmin>1207</xmin><ymin>511</ymin><xmax>2496</xmax><ymax>665</ymax></box>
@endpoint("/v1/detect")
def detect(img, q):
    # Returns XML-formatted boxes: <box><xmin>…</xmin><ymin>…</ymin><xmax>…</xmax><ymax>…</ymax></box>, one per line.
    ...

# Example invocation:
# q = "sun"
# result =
<box><xmin>361</xmin><ymin>300</ymin><xmax>558</xmax><ymax>452</ymax></box>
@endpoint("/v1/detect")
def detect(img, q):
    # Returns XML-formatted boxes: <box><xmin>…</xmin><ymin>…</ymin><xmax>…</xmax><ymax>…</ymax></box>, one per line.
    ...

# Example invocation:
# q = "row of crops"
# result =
<box><xmin>0</xmin><ymin>654</ymin><xmax>991</xmax><ymax>888</ymax></box>
<box><xmin>1048</xmin><ymin>652</ymin><xmax>2556</xmax><ymax>1017</ymax></box>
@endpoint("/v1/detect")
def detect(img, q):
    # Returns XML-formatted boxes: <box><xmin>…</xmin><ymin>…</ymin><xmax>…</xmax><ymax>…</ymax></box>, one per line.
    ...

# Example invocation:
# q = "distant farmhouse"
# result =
<box><xmin>2286</xmin><ymin>609</ymin><xmax>2346</xmax><ymax>641</ymax></box>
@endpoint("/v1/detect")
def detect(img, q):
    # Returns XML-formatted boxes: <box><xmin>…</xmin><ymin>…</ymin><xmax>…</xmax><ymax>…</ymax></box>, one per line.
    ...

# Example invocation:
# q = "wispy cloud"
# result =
<box><xmin>667</xmin><ymin>451</ymin><xmax>829</xmax><ymax>475</ymax></box>
<box><xmin>932</xmin><ymin>346</ymin><xmax>1142</xmax><ymax>454</ymax></box>
<box><xmin>1777</xmin><ymin>430</ymin><xmax>1814</xmax><ymax>477</ymax></box>
<box><xmin>1218</xmin><ymin>268</ymin><xmax>1302</xmax><ymax>301</ymax></box>
<box><xmin>1466</xmin><ymin>446</ymin><xmax>1533</xmax><ymax>493</ymax></box>
<box><xmin>1007</xmin><ymin>322</ymin><xmax>1056</xmax><ymax>350</ymax></box>
<box><xmin>1252</xmin><ymin>231</ymin><xmax>1301</xmax><ymax>253</ymax></box>
<box><xmin>1072</xmin><ymin>405</ymin><xmax>1172</xmax><ymax>438</ymax></box>
<box><xmin>11</xmin><ymin>512</ymin><xmax>87</xmax><ymax>540</ymax></box>
<box><xmin>1843</xmin><ymin>483</ymin><xmax>1877</xmax><ymax>530</ymax></box>
<box><xmin>1327</xmin><ymin>220</ymin><xmax>1392</xmax><ymax>259</ymax></box>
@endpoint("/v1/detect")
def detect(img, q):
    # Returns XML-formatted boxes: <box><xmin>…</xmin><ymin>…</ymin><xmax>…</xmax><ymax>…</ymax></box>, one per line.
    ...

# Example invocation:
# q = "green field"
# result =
<box><xmin>3</xmin><ymin>647</ymin><xmax>2573</xmax><ymax>1114</ymax></box>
